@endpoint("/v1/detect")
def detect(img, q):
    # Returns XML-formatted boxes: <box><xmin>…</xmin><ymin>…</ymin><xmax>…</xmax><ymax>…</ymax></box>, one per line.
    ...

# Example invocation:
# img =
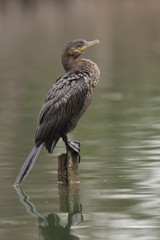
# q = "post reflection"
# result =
<box><xmin>14</xmin><ymin>185</ymin><xmax>83</xmax><ymax>240</ymax></box>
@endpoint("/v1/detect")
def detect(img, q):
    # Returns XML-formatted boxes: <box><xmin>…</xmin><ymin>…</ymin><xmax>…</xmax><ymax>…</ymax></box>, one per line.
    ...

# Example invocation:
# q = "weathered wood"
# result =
<box><xmin>58</xmin><ymin>148</ymin><xmax>80</xmax><ymax>213</ymax></box>
<box><xmin>66</xmin><ymin>148</ymin><xmax>79</xmax><ymax>183</ymax></box>
<box><xmin>58</xmin><ymin>148</ymin><xmax>79</xmax><ymax>184</ymax></box>
<box><xmin>58</xmin><ymin>153</ymin><xmax>67</xmax><ymax>184</ymax></box>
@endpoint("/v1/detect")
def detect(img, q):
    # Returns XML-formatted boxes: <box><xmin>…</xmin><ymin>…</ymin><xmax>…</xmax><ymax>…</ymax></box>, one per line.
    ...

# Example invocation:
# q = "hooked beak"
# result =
<box><xmin>85</xmin><ymin>39</ymin><xmax>100</xmax><ymax>49</ymax></box>
<box><xmin>77</xmin><ymin>39</ymin><xmax>100</xmax><ymax>52</ymax></box>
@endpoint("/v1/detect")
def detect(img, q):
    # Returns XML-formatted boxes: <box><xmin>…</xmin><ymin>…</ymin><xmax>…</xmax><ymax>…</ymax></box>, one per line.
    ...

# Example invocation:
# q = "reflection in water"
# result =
<box><xmin>2</xmin><ymin>1</ymin><xmax>160</xmax><ymax>240</ymax></box>
<box><xmin>14</xmin><ymin>186</ymin><xmax>83</xmax><ymax>240</ymax></box>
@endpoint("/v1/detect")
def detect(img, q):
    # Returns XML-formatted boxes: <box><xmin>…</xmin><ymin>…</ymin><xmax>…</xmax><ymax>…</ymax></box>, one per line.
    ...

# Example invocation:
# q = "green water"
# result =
<box><xmin>1</xmin><ymin>1</ymin><xmax>160</xmax><ymax>240</ymax></box>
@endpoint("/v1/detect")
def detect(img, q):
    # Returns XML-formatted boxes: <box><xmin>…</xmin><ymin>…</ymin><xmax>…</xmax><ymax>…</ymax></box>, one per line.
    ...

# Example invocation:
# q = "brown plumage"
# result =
<box><xmin>14</xmin><ymin>39</ymin><xmax>100</xmax><ymax>185</ymax></box>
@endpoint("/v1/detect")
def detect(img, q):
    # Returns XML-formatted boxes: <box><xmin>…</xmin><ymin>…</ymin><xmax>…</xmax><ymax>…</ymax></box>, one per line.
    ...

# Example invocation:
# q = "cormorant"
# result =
<box><xmin>14</xmin><ymin>39</ymin><xmax>100</xmax><ymax>185</ymax></box>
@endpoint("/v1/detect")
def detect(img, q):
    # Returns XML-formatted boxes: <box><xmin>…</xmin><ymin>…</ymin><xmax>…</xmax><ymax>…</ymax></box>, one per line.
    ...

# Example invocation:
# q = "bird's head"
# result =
<box><xmin>63</xmin><ymin>39</ymin><xmax>100</xmax><ymax>59</ymax></box>
<box><xmin>62</xmin><ymin>39</ymin><xmax>100</xmax><ymax>72</ymax></box>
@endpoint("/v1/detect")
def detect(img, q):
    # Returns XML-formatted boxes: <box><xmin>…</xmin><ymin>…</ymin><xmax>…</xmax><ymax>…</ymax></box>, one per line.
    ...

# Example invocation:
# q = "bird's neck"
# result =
<box><xmin>62</xmin><ymin>56</ymin><xmax>94</xmax><ymax>72</ymax></box>
<box><xmin>62</xmin><ymin>54</ymin><xmax>79</xmax><ymax>72</ymax></box>
<box><xmin>62</xmin><ymin>56</ymin><xmax>100</xmax><ymax>88</ymax></box>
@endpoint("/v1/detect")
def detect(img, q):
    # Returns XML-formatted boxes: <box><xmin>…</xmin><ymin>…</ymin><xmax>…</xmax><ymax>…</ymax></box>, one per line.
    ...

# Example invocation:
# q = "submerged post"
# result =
<box><xmin>58</xmin><ymin>148</ymin><xmax>81</xmax><ymax>214</ymax></box>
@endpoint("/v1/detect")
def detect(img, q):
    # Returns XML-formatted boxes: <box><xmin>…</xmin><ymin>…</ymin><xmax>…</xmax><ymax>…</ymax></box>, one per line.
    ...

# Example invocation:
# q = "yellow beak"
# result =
<box><xmin>77</xmin><ymin>39</ymin><xmax>100</xmax><ymax>52</ymax></box>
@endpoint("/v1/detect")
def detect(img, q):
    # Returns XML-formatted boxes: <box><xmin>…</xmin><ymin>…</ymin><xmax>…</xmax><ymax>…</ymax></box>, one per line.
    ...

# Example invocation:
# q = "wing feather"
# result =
<box><xmin>35</xmin><ymin>71</ymin><xmax>89</xmax><ymax>144</ymax></box>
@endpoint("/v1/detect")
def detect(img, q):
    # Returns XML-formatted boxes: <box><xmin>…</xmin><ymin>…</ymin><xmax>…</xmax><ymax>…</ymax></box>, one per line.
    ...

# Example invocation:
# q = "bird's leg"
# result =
<box><xmin>62</xmin><ymin>134</ymin><xmax>81</xmax><ymax>161</ymax></box>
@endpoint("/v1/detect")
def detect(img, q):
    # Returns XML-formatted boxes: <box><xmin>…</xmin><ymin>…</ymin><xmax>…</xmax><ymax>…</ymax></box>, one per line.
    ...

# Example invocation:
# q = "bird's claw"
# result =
<box><xmin>67</xmin><ymin>141</ymin><xmax>81</xmax><ymax>162</ymax></box>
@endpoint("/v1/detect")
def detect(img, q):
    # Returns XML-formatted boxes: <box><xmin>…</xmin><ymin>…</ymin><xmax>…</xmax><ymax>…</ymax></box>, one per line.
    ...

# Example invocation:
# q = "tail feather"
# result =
<box><xmin>45</xmin><ymin>138</ymin><xmax>59</xmax><ymax>153</ymax></box>
<box><xmin>50</xmin><ymin>139</ymin><xmax>59</xmax><ymax>153</ymax></box>
<box><xmin>14</xmin><ymin>143</ymin><xmax>44</xmax><ymax>185</ymax></box>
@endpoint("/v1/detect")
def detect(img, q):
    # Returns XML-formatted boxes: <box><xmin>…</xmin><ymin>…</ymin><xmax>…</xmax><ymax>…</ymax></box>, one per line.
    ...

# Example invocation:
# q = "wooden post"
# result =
<box><xmin>58</xmin><ymin>148</ymin><xmax>79</xmax><ymax>184</ymax></box>
<box><xmin>58</xmin><ymin>147</ymin><xmax>81</xmax><ymax>214</ymax></box>
<box><xmin>66</xmin><ymin>148</ymin><xmax>79</xmax><ymax>183</ymax></box>
<box><xmin>58</xmin><ymin>153</ymin><xmax>68</xmax><ymax>184</ymax></box>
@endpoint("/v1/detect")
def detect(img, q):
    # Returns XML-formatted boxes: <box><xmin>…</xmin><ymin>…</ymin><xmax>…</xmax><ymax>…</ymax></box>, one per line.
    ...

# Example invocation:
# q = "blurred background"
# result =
<box><xmin>1</xmin><ymin>0</ymin><xmax>160</xmax><ymax>240</ymax></box>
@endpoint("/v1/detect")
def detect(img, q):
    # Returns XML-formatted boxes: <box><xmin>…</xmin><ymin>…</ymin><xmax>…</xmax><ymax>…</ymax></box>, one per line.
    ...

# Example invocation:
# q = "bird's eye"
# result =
<box><xmin>77</xmin><ymin>42</ymin><xmax>82</xmax><ymax>47</ymax></box>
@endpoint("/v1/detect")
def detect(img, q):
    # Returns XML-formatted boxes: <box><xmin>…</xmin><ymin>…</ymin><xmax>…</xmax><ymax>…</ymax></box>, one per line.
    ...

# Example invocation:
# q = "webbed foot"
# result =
<box><xmin>62</xmin><ymin>135</ymin><xmax>81</xmax><ymax>162</ymax></box>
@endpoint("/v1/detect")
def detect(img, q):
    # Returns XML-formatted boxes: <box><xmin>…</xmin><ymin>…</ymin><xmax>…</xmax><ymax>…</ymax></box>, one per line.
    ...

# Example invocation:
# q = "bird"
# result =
<box><xmin>14</xmin><ymin>39</ymin><xmax>100</xmax><ymax>185</ymax></box>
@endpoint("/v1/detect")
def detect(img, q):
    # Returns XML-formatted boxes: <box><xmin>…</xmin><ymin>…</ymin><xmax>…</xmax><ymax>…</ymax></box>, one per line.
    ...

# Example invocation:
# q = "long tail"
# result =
<box><xmin>14</xmin><ymin>143</ymin><xmax>44</xmax><ymax>185</ymax></box>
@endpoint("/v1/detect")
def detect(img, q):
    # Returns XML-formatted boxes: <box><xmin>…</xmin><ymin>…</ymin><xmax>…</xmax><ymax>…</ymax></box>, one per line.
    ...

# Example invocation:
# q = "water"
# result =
<box><xmin>1</xmin><ymin>1</ymin><xmax>160</xmax><ymax>239</ymax></box>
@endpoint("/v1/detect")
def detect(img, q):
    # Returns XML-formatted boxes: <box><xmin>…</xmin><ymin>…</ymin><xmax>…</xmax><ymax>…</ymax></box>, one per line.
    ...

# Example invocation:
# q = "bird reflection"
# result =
<box><xmin>14</xmin><ymin>186</ymin><xmax>83</xmax><ymax>240</ymax></box>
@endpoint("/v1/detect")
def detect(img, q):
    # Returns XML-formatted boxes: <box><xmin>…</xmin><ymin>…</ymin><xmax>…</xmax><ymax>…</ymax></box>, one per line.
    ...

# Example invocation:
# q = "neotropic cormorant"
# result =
<box><xmin>14</xmin><ymin>39</ymin><xmax>100</xmax><ymax>185</ymax></box>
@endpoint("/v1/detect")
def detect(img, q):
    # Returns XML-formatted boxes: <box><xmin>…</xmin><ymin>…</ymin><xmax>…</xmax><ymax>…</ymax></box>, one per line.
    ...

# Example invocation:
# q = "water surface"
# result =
<box><xmin>1</xmin><ymin>1</ymin><xmax>160</xmax><ymax>240</ymax></box>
